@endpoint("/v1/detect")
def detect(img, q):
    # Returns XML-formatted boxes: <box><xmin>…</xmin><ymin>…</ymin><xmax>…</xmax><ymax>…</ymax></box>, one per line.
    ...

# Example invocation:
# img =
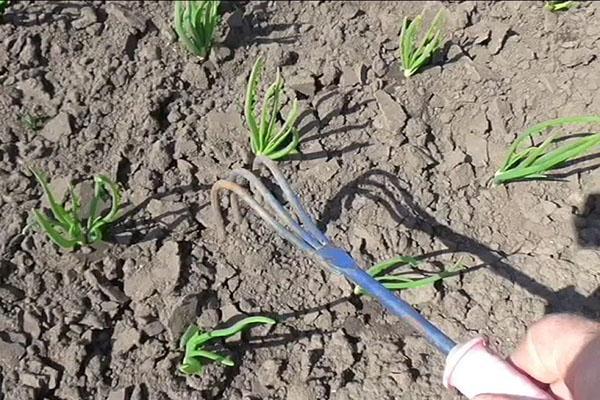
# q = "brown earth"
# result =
<box><xmin>1</xmin><ymin>1</ymin><xmax>599</xmax><ymax>399</ymax></box>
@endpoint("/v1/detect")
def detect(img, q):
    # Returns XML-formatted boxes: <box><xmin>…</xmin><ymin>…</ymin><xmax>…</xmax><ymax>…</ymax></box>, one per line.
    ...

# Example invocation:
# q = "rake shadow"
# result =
<box><xmin>319</xmin><ymin>169</ymin><xmax>599</xmax><ymax>319</ymax></box>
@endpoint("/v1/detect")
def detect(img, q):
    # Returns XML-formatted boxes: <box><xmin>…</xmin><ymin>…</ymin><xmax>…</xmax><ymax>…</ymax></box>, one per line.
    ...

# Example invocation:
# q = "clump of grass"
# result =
<box><xmin>25</xmin><ymin>169</ymin><xmax>122</xmax><ymax>249</ymax></box>
<box><xmin>179</xmin><ymin>316</ymin><xmax>276</xmax><ymax>375</ymax></box>
<box><xmin>174</xmin><ymin>0</ymin><xmax>221</xmax><ymax>59</ymax></box>
<box><xmin>399</xmin><ymin>9</ymin><xmax>446</xmax><ymax>78</ymax></box>
<box><xmin>545</xmin><ymin>1</ymin><xmax>577</xmax><ymax>12</ymax></box>
<box><xmin>354</xmin><ymin>256</ymin><xmax>465</xmax><ymax>296</ymax></box>
<box><xmin>244</xmin><ymin>57</ymin><xmax>300</xmax><ymax>160</ymax></box>
<box><xmin>493</xmin><ymin>116</ymin><xmax>600</xmax><ymax>185</ymax></box>
<box><xmin>21</xmin><ymin>113</ymin><xmax>47</xmax><ymax>131</ymax></box>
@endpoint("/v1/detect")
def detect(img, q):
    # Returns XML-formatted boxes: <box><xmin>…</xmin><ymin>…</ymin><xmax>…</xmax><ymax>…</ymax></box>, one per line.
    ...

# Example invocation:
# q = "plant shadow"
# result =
<box><xmin>221</xmin><ymin>2</ymin><xmax>299</xmax><ymax>49</ymax></box>
<box><xmin>4</xmin><ymin>1</ymin><xmax>107</xmax><ymax>27</ymax></box>
<box><xmin>320</xmin><ymin>169</ymin><xmax>599</xmax><ymax>319</ymax></box>
<box><xmin>76</xmin><ymin>184</ymin><xmax>209</xmax><ymax>264</ymax></box>
<box><xmin>110</xmin><ymin>183</ymin><xmax>210</xmax><ymax>245</ymax></box>
<box><xmin>291</xmin><ymin>94</ymin><xmax>374</xmax><ymax>161</ymax></box>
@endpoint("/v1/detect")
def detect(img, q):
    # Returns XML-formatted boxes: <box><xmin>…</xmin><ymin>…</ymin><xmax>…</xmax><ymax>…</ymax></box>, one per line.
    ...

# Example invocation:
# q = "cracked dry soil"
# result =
<box><xmin>1</xmin><ymin>1</ymin><xmax>599</xmax><ymax>399</ymax></box>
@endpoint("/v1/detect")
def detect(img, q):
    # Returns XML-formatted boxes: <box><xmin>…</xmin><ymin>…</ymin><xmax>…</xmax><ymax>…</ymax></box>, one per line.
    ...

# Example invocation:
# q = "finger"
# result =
<box><xmin>474</xmin><ymin>395</ymin><xmax>531</xmax><ymax>400</ymax></box>
<box><xmin>509</xmin><ymin>314</ymin><xmax>600</xmax><ymax>398</ymax></box>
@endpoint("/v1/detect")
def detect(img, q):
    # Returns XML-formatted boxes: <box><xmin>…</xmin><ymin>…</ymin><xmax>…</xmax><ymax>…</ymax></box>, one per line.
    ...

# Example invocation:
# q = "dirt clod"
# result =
<box><xmin>40</xmin><ymin>112</ymin><xmax>72</xmax><ymax>142</ymax></box>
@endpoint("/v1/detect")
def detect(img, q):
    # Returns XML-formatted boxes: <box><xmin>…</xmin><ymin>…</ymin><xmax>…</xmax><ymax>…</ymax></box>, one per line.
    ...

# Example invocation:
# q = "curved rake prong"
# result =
<box><xmin>211</xmin><ymin>180</ymin><xmax>314</xmax><ymax>253</ymax></box>
<box><xmin>226</xmin><ymin>169</ymin><xmax>322</xmax><ymax>250</ymax></box>
<box><xmin>253</xmin><ymin>156</ymin><xmax>330</xmax><ymax>246</ymax></box>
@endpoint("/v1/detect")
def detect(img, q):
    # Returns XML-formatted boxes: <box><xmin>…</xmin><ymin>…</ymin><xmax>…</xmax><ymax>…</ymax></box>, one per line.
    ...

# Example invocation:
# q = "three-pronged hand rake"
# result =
<box><xmin>210</xmin><ymin>156</ymin><xmax>552</xmax><ymax>399</ymax></box>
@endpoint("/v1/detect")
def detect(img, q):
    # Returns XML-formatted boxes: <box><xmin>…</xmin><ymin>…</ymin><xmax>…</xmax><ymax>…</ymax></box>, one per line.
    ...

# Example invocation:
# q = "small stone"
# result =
<box><xmin>59</xmin><ymin>342</ymin><xmax>87</xmax><ymax>376</ymax></box>
<box><xmin>355</xmin><ymin>63</ymin><xmax>367</xmax><ymax>84</ymax></box>
<box><xmin>324</xmin><ymin>331</ymin><xmax>354</xmax><ymax>372</ymax></box>
<box><xmin>153</xmin><ymin>241</ymin><xmax>181</xmax><ymax>288</ymax></box>
<box><xmin>124</xmin><ymin>241</ymin><xmax>181</xmax><ymax>301</ymax></box>
<box><xmin>21</xmin><ymin>373</ymin><xmax>46</xmax><ymax>389</ymax></box>
<box><xmin>320</xmin><ymin>63</ymin><xmax>340</xmax><ymax>87</ymax></box>
<box><xmin>142</xmin><ymin>320</ymin><xmax>165</xmax><ymax>337</ymax></box>
<box><xmin>113</xmin><ymin>327</ymin><xmax>141</xmax><ymax>354</ymax></box>
<box><xmin>374</xmin><ymin>90</ymin><xmax>408</xmax><ymax>135</ymax></box>
<box><xmin>176</xmin><ymin>159</ymin><xmax>194</xmax><ymax>185</ymax></box>
<box><xmin>181</xmin><ymin>62</ymin><xmax>210</xmax><ymax>89</ymax></box>
<box><xmin>149</xmin><ymin>140</ymin><xmax>173</xmax><ymax>171</ymax></box>
<box><xmin>559</xmin><ymin>48</ymin><xmax>594</xmax><ymax>68</ymax></box>
<box><xmin>166</xmin><ymin>294</ymin><xmax>199</xmax><ymax>342</ymax></box>
<box><xmin>107</xmin><ymin>3</ymin><xmax>147</xmax><ymax>32</ymax></box>
<box><xmin>197</xmin><ymin>309</ymin><xmax>219</xmax><ymax>329</ymax></box>
<box><xmin>314</xmin><ymin>89</ymin><xmax>345</xmax><ymax>124</ymax></box>
<box><xmin>40</xmin><ymin>112</ymin><xmax>72</xmax><ymax>142</ymax></box>
<box><xmin>19</xmin><ymin>37</ymin><xmax>41</xmax><ymax>68</ymax></box>
<box><xmin>0</xmin><ymin>338</ymin><xmax>25</xmax><ymax>366</ymax></box>
<box><xmin>101</xmin><ymin>301</ymin><xmax>120</xmax><ymax>318</ymax></box>
<box><xmin>259</xmin><ymin>359</ymin><xmax>282</xmax><ymax>387</ymax></box>
<box><xmin>288</xmin><ymin>72</ymin><xmax>316</xmax><ymax>97</ymax></box>
<box><xmin>131</xmin><ymin>385</ymin><xmax>145</xmax><ymax>400</ymax></box>
<box><xmin>220</xmin><ymin>304</ymin><xmax>239</xmax><ymax>323</ymax></box>
<box><xmin>23</xmin><ymin>311</ymin><xmax>41</xmax><ymax>339</ymax></box>
<box><xmin>140</xmin><ymin>43</ymin><xmax>161</xmax><ymax>61</ymax></box>
<box><xmin>209</xmin><ymin>46</ymin><xmax>233</xmax><ymax>64</ymax></box>
<box><xmin>72</xmin><ymin>7</ymin><xmax>98</xmax><ymax>30</ymax></box>
<box><xmin>372</xmin><ymin>55</ymin><xmax>386</xmax><ymax>77</ymax></box>
<box><xmin>41</xmin><ymin>365</ymin><xmax>59</xmax><ymax>390</ymax></box>
<box><xmin>108</xmin><ymin>386</ymin><xmax>133</xmax><ymax>400</ymax></box>
<box><xmin>464</xmin><ymin>133</ymin><xmax>489</xmax><ymax>167</ymax></box>
<box><xmin>489</xmin><ymin>23</ymin><xmax>510</xmax><ymax>55</ymax></box>
<box><xmin>340</xmin><ymin>65</ymin><xmax>359</xmax><ymax>87</ymax></box>
<box><xmin>84</xmin><ymin>270</ymin><xmax>129</xmax><ymax>304</ymax></box>
<box><xmin>98</xmin><ymin>284</ymin><xmax>129</xmax><ymax>304</ymax></box>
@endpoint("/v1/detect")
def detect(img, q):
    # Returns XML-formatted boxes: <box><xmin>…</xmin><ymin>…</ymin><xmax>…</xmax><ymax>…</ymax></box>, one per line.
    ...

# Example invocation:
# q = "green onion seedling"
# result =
<box><xmin>21</xmin><ymin>114</ymin><xmax>47</xmax><ymax>131</ymax></box>
<box><xmin>354</xmin><ymin>256</ymin><xmax>465</xmax><ymax>296</ymax></box>
<box><xmin>493</xmin><ymin>116</ymin><xmax>600</xmax><ymax>185</ymax></box>
<box><xmin>174</xmin><ymin>0</ymin><xmax>221</xmax><ymax>59</ymax></box>
<box><xmin>399</xmin><ymin>9</ymin><xmax>446</xmax><ymax>78</ymax></box>
<box><xmin>25</xmin><ymin>169</ymin><xmax>122</xmax><ymax>249</ymax></box>
<box><xmin>544</xmin><ymin>1</ymin><xmax>577</xmax><ymax>11</ymax></box>
<box><xmin>0</xmin><ymin>0</ymin><xmax>9</xmax><ymax>17</ymax></box>
<box><xmin>244</xmin><ymin>57</ymin><xmax>300</xmax><ymax>160</ymax></box>
<box><xmin>179</xmin><ymin>316</ymin><xmax>276</xmax><ymax>376</ymax></box>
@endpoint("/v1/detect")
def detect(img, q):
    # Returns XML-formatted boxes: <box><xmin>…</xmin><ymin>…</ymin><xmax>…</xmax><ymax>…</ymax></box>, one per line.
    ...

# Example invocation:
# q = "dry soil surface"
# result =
<box><xmin>1</xmin><ymin>1</ymin><xmax>600</xmax><ymax>399</ymax></box>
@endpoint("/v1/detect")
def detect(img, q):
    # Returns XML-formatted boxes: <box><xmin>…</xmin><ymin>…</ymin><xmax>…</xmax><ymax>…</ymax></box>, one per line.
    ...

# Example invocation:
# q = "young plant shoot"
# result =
<box><xmin>354</xmin><ymin>256</ymin><xmax>465</xmax><ymax>296</ymax></box>
<box><xmin>399</xmin><ymin>9</ymin><xmax>446</xmax><ymax>78</ymax></box>
<box><xmin>493</xmin><ymin>116</ymin><xmax>600</xmax><ymax>185</ymax></box>
<box><xmin>0</xmin><ymin>0</ymin><xmax>9</xmax><ymax>17</ymax></box>
<box><xmin>244</xmin><ymin>57</ymin><xmax>300</xmax><ymax>160</ymax></box>
<box><xmin>26</xmin><ymin>169</ymin><xmax>122</xmax><ymax>249</ymax></box>
<box><xmin>174</xmin><ymin>0</ymin><xmax>220</xmax><ymax>59</ymax></box>
<box><xmin>179</xmin><ymin>316</ymin><xmax>276</xmax><ymax>375</ymax></box>
<box><xmin>21</xmin><ymin>114</ymin><xmax>47</xmax><ymax>131</ymax></box>
<box><xmin>545</xmin><ymin>1</ymin><xmax>577</xmax><ymax>12</ymax></box>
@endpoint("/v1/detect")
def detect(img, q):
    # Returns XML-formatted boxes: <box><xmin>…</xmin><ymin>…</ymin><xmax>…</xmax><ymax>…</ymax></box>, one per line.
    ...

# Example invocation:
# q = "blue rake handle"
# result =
<box><xmin>211</xmin><ymin>156</ymin><xmax>456</xmax><ymax>355</ymax></box>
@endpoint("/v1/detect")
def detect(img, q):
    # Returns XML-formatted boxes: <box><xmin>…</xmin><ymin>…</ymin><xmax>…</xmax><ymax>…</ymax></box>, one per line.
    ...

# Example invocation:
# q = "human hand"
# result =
<box><xmin>475</xmin><ymin>314</ymin><xmax>600</xmax><ymax>400</ymax></box>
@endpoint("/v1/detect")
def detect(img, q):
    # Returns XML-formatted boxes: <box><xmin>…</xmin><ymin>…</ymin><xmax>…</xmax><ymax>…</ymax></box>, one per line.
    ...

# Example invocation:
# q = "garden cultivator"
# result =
<box><xmin>211</xmin><ymin>156</ymin><xmax>552</xmax><ymax>399</ymax></box>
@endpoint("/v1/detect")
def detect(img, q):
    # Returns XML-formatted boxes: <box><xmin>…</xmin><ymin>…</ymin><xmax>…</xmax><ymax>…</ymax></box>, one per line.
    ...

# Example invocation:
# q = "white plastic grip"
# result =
<box><xmin>443</xmin><ymin>338</ymin><xmax>553</xmax><ymax>399</ymax></box>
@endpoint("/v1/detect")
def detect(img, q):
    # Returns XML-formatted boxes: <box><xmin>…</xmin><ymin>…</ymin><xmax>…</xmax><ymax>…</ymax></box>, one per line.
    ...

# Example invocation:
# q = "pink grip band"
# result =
<box><xmin>443</xmin><ymin>338</ymin><xmax>553</xmax><ymax>399</ymax></box>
